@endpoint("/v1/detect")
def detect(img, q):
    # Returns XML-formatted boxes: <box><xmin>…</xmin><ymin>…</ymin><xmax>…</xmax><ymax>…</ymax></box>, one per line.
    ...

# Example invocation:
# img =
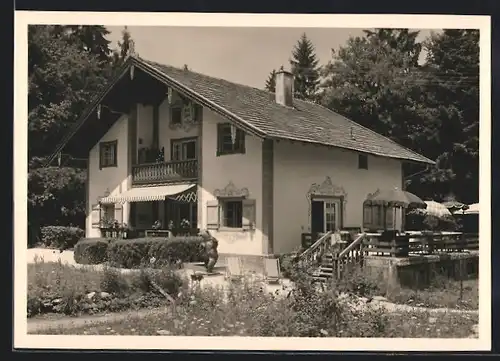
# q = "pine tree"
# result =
<box><xmin>112</xmin><ymin>26</ymin><xmax>136</xmax><ymax>67</ymax></box>
<box><xmin>264</xmin><ymin>69</ymin><xmax>276</xmax><ymax>92</ymax></box>
<box><xmin>289</xmin><ymin>33</ymin><xmax>320</xmax><ymax>100</ymax></box>
<box><xmin>64</xmin><ymin>25</ymin><xmax>112</xmax><ymax>62</ymax></box>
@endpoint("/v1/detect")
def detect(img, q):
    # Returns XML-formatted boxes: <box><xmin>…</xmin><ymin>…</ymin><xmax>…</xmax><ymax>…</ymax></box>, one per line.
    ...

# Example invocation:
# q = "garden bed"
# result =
<box><xmin>27</xmin><ymin>259</ymin><xmax>185</xmax><ymax>318</ymax></box>
<box><xmin>32</xmin><ymin>280</ymin><xmax>478</xmax><ymax>338</ymax></box>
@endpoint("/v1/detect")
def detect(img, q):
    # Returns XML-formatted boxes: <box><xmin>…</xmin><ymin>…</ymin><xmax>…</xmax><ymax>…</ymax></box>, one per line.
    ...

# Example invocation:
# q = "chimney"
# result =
<box><xmin>275</xmin><ymin>69</ymin><xmax>294</xmax><ymax>107</ymax></box>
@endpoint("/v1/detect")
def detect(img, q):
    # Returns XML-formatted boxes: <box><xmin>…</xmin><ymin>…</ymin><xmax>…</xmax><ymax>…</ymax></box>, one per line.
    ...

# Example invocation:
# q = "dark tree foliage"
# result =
<box><xmin>319</xmin><ymin>29</ymin><xmax>479</xmax><ymax>203</ymax></box>
<box><xmin>28</xmin><ymin>25</ymin><xmax>136</xmax><ymax>235</ymax></box>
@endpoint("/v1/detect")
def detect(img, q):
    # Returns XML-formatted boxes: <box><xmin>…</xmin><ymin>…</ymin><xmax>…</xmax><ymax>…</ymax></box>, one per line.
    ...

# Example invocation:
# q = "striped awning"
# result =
<box><xmin>99</xmin><ymin>184</ymin><xmax>196</xmax><ymax>204</ymax></box>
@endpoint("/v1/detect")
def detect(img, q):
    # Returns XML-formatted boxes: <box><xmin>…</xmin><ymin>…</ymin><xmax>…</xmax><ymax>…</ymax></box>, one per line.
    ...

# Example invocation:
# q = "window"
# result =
<box><xmin>372</xmin><ymin>205</ymin><xmax>383</xmax><ymax>226</ymax></box>
<box><xmin>171</xmin><ymin>138</ymin><xmax>197</xmax><ymax>161</ymax></box>
<box><xmin>206</xmin><ymin>198</ymin><xmax>256</xmax><ymax>230</ymax></box>
<box><xmin>363</xmin><ymin>204</ymin><xmax>386</xmax><ymax>230</ymax></box>
<box><xmin>101</xmin><ymin>204</ymin><xmax>115</xmax><ymax>224</ymax></box>
<box><xmin>99</xmin><ymin>140</ymin><xmax>117</xmax><ymax>169</ymax></box>
<box><xmin>193</xmin><ymin>104</ymin><xmax>203</xmax><ymax>123</ymax></box>
<box><xmin>171</xmin><ymin>106</ymin><xmax>182</xmax><ymax>125</ymax></box>
<box><xmin>217</xmin><ymin>123</ymin><xmax>245</xmax><ymax>156</ymax></box>
<box><xmin>222</xmin><ymin>200</ymin><xmax>243</xmax><ymax>228</ymax></box>
<box><xmin>358</xmin><ymin>154</ymin><xmax>368</xmax><ymax>170</ymax></box>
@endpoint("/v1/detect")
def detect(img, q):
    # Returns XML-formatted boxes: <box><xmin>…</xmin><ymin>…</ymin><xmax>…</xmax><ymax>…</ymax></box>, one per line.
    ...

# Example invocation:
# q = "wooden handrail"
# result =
<box><xmin>338</xmin><ymin>232</ymin><xmax>366</xmax><ymax>259</ymax></box>
<box><xmin>299</xmin><ymin>231</ymin><xmax>333</xmax><ymax>260</ymax></box>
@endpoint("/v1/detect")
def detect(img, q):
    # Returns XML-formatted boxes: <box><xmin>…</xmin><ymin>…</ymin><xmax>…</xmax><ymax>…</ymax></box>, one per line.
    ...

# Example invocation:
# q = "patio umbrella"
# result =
<box><xmin>442</xmin><ymin>200</ymin><xmax>469</xmax><ymax>213</ymax></box>
<box><xmin>459</xmin><ymin>202</ymin><xmax>479</xmax><ymax>215</ymax></box>
<box><xmin>412</xmin><ymin>200</ymin><xmax>452</xmax><ymax>218</ymax></box>
<box><xmin>364</xmin><ymin>187</ymin><xmax>427</xmax><ymax>209</ymax></box>
<box><xmin>364</xmin><ymin>188</ymin><xmax>426</xmax><ymax>232</ymax></box>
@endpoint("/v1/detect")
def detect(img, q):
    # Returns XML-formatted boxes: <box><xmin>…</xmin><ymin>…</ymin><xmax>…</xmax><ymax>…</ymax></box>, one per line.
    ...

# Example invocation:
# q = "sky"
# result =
<box><xmin>105</xmin><ymin>26</ymin><xmax>437</xmax><ymax>89</ymax></box>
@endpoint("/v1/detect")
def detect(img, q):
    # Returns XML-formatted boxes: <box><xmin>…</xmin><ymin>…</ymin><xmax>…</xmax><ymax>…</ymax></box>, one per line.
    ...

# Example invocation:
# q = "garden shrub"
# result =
<box><xmin>106</xmin><ymin>236</ymin><xmax>205</xmax><ymax>269</ymax></box>
<box><xmin>131</xmin><ymin>266</ymin><xmax>185</xmax><ymax>297</ymax></box>
<box><xmin>278</xmin><ymin>253</ymin><xmax>300</xmax><ymax>279</ymax></box>
<box><xmin>74</xmin><ymin>238</ymin><xmax>110</xmax><ymax>264</ymax></box>
<box><xmin>100</xmin><ymin>266</ymin><xmax>131</xmax><ymax>296</ymax></box>
<box><xmin>40</xmin><ymin>226</ymin><xmax>84</xmax><ymax>249</ymax></box>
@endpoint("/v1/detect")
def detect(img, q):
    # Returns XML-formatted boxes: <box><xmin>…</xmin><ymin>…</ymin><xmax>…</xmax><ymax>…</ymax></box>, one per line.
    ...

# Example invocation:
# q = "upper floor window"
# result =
<box><xmin>193</xmin><ymin>104</ymin><xmax>203</xmax><ymax>123</ymax></box>
<box><xmin>99</xmin><ymin>140</ymin><xmax>117</xmax><ymax>169</ymax></box>
<box><xmin>217</xmin><ymin>123</ymin><xmax>245</xmax><ymax>156</ymax></box>
<box><xmin>358</xmin><ymin>154</ymin><xmax>368</xmax><ymax>170</ymax></box>
<box><xmin>171</xmin><ymin>106</ymin><xmax>182</xmax><ymax>125</ymax></box>
<box><xmin>171</xmin><ymin>138</ymin><xmax>197</xmax><ymax>161</ymax></box>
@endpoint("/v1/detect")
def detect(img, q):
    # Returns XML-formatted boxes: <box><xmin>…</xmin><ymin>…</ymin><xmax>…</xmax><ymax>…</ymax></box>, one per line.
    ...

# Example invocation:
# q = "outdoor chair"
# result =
<box><xmin>264</xmin><ymin>257</ymin><xmax>281</xmax><ymax>284</ymax></box>
<box><xmin>225</xmin><ymin>256</ymin><xmax>244</xmax><ymax>282</ymax></box>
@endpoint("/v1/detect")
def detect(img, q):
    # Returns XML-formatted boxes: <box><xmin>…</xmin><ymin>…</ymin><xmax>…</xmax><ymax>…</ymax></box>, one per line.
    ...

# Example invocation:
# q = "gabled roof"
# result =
<box><xmin>46</xmin><ymin>56</ymin><xmax>435</xmax><ymax>166</ymax></box>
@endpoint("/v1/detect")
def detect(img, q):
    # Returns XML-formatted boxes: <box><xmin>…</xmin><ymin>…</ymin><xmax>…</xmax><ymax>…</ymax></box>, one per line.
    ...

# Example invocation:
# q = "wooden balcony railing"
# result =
<box><xmin>132</xmin><ymin>159</ymin><xmax>198</xmax><ymax>185</ymax></box>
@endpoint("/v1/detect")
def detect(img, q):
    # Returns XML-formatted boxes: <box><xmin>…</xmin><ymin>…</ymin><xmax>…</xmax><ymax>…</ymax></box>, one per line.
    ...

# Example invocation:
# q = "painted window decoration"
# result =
<box><xmin>208</xmin><ymin>181</ymin><xmax>254</xmax><ymax>230</ymax></box>
<box><xmin>171</xmin><ymin>138</ymin><xmax>197</xmax><ymax>161</ymax></box>
<box><xmin>216</xmin><ymin>123</ymin><xmax>245</xmax><ymax>156</ymax></box>
<box><xmin>99</xmin><ymin>140</ymin><xmax>117</xmax><ymax>169</ymax></box>
<box><xmin>358</xmin><ymin>154</ymin><xmax>368</xmax><ymax>170</ymax></box>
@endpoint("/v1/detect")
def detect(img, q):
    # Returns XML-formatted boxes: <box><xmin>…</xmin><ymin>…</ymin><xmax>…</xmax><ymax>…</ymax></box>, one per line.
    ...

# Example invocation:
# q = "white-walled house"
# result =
<box><xmin>47</xmin><ymin>56</ymin><xmax>434</xmax><ymax>257</ymax></box>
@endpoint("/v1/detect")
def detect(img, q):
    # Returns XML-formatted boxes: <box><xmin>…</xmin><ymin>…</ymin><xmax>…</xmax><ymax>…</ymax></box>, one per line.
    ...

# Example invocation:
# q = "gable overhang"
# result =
<box><xmin>45</xmin><ymin>56</ymin><xmax>266</xmax><ymax>167</ymax></box>
<box><xmin>132</xmin><ymin>58</ymin><xmax>266</xmax><ymax>138</ymax></box>
<box><xmin>44</xmin><ymin>59</ymin><xmax>135</xmax><ymax>166</ymax></box>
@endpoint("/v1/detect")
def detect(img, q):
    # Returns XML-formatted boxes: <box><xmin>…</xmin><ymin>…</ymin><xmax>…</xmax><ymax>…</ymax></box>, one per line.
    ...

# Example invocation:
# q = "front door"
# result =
<box><xmin>311</xmin><ymin>198</ymin><xmax>342</xmax><ymax>233</ymax></box>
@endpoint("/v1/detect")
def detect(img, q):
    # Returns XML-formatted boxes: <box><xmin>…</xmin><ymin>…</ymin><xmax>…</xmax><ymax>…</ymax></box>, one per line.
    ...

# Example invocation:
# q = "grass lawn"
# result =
<box><xmin>34</xmin><ymin>306</ymin><xmax>478</xmax><ymax>338</ymax></box>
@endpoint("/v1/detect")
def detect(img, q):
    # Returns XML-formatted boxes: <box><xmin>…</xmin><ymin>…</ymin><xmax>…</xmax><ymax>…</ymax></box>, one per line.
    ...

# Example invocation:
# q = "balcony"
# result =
<box><xmin>132</xmin><ymin>159</ymin><xmax>198</xmax><ymax>185</ymax></box>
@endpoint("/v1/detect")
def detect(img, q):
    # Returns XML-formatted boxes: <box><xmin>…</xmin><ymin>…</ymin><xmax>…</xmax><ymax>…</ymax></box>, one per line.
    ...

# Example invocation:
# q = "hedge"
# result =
<box><xmin>41</xmin><ymin>226</ymin><xmax>85</xmax><ymax>249</ymax></box>
<box><xmin>73</xmin><ymin>236</ymin><xmax>206</xmax><ymax>268</ymax></box>
<box><xmin>107</xmin><ymin>236</ymin><xmax>206</xmax><ymax>268</ymax></box>
<box><xmin>74</xmin><ymin>238</ymin><xmax>111</xmax><ymax>265</ymax></box>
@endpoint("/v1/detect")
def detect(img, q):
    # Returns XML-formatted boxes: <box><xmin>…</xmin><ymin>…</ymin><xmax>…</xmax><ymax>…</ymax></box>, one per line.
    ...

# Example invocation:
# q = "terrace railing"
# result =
<box><xmin>132</xmin><ymin>159</ymin><xmax>198</xmax><ymax>185</ymax></box>
<box><xmin>362</xmin><ymin>231</ymin><xmax>479</xmax><ymax>257</ymax></box>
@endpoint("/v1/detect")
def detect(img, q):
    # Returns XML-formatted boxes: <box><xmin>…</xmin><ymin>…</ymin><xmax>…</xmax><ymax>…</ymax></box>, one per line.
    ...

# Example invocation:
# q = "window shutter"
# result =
<box><xmin>242</xmin><ymin>199</ymin><xmax>256</xmax><ymax>230</ymax></box>
<box><xmin>99</xmin><ymin>145</ymin><xmax>103</xmax><ymax>170</ymax></box>
<box><xmin>113</xmin><ymin>142</ymin><xmax>118</xmax><ymax>166</ymax></box>
<box><xmin>363</xmin><ymin>204</ymin><xmax>372</xmax><ymax>229</ymax></box>
<box><xmin>206</xmin><ymin>200</ymin><xmax>220</xmax><ymax>229</ymax></box>
<box><xmin>91</xmin><ymin>204</ymin><xmax>101</xmax><ymax>228</ymax></box>
<box><xmin>216</xmin><ymin>124</ymin><xmax>223</xmax><ymax>156</ymax></box>
<box><xmin>385</xmin><ymin>207</ymin><xmax>394</xmax><ymax>229</ymax></box>
<box><xmin>114</xmin><ymin>204</ymin><xmax>123</xmax><ymax>224</ymax></box>
<box><xmin>239</xmin><ymin>130</ymin><xmax>246</xmax><ymax>153</ymax></box>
